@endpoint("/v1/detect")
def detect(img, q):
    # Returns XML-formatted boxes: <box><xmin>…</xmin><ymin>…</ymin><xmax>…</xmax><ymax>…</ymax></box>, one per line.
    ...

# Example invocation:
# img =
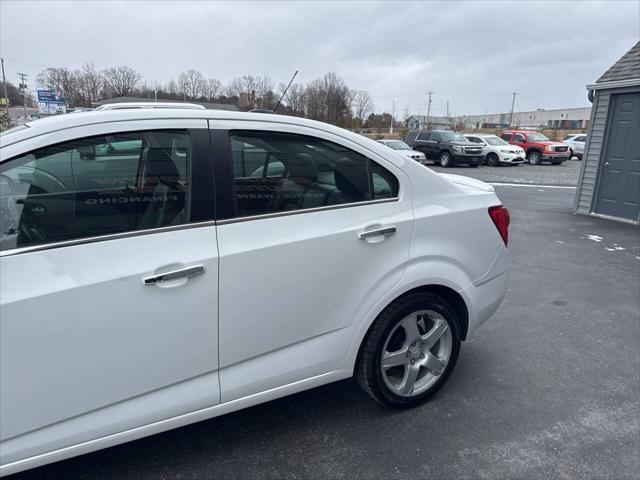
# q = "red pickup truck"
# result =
<box><xmin>501</xmin><ymin>130</ymin><xmax>570</xmax><ymax>165</ymax></box>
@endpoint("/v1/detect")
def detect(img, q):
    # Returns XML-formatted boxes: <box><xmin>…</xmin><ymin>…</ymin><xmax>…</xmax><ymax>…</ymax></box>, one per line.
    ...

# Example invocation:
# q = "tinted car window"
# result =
<box><xmin>512</xmin><ymin>133</ymin><xmax>526</xmax><ymax>142</ymax></box>
<box><xmin>0</xmin><ymin>130</ymin><xmax>192</xmax><ymax>251</ymax></box>
<box><xmin>416</xmin><ymin>132</ymin><xmax>431</xmax><ymax>141</ymax></box>
<box><xmin>230</xmin><ymin>131</ymin><xmax>397</xmax><ymax>217</ymax></box>
<box><xmin>501</xmin><ymin>133</ymin><xmax>512</xmax><ymax>141</ymax></box>
<box><xmin>576</xmin><ymin>135</ymin><xmax>587</xmax><ymax>142</ymax></box>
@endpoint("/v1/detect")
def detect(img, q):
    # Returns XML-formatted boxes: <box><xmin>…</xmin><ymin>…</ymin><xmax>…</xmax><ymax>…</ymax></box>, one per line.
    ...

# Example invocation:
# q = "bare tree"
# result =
<box><xmin>203</xmin><ymin>78</ymin><xmax>222</xmax><ymax>101</ymax></box>
<box><xmin>37</xmin><ymin>67</ymin><xmax>80</xmax><ymax>106</ymax></box>
<box><xmin>351</xmin><ymin>90</ymin><xmax>374</xmax><ymax>127</ymax></box>
<box><xmin>227</xmin><ymin>75</ymin><xmax>258</xmax><ymax>109</ymax></box>
<box><xmin>166</xmin><ymin>79</ymin><xmax>179</xmax><ymax>97</ymax></box>
<box><xmin>276</xmin><ymin>82</ymin><xmax>305</xmax><ymax>116</ymax></box>
<box><xmin>177</xmin><ymin>69</ymin><xmax>205</xmax><ymax>100</ymax></box>
<box><xmin>304</xmin><ymin>72</ymin><xmax>353</xmax><ymax>127</ymax></box>
<box><xmin>103</xmin><ymin>66</ymin><xmax>141</xmax><ymax>97</ymax></box>
<box><xmin>76</xmin><ymin>63</ymin><xmax>104</xmax><ymax>104</ymax></box>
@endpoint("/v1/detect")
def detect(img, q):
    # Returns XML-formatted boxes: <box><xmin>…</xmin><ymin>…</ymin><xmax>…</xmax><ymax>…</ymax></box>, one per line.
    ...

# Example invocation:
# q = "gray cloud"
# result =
<box><xmin>1</xmin><ymin>0</ymin><xmax>638</xmax><ymax>116</ymax></box>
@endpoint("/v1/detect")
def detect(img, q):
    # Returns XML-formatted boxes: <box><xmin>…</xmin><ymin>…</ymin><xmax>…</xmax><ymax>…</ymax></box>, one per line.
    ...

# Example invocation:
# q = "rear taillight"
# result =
<box><xmin>488</xmin><ymin>206</ymin><xmax>510</xmax><ymax>247</ymax></box>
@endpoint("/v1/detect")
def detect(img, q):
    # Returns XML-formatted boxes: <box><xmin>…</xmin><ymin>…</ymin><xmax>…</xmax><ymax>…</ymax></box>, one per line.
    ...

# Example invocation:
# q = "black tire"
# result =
<box><xmin>569</xmin><ymin>149</ymin><xmax>574</xmax><ymax>159</ymax></box>
<box><xmin>439</xmin><ymin>151</ymin><xmax>452</xmax><ymax>168</ymax></box>
<box><xmin>528</xmin><ymin>151</ymin><xmax>542</xmax><ymax>165</ymax></box>
<box><xmin>355</xmin><ymin>292</ymin><xmax>461</xmax><ymax>408</ymax></box>
<box><xmin>486</xmin><ymin>153</ymin><xmax>500</xmax><ymax>167</ymax></box>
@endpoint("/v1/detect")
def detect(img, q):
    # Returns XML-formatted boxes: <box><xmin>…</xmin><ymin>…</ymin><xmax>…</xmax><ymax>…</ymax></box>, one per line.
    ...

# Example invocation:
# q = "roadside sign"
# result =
<box><xmin>0</xmin><ymin>98</ymin><xmax>8</xmax><ymax>106</ymax></box>
<box><xmin>37</xmin><ymin>89</ymin><xmax>66</xmax><ymax>114</ymax></box>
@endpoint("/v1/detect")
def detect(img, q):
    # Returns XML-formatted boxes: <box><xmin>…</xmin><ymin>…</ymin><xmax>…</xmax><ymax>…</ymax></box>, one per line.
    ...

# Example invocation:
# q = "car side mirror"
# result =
<box><xmin>78</xmin><ymin>145</ymin><xmax>96</xmax><ymax>160</ymax></box>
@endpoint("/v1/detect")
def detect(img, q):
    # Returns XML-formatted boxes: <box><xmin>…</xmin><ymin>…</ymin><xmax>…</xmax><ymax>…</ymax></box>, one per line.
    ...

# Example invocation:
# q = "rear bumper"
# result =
<box><xmin>464</xmin><ymin>269</ymin><xmax>509</xmax><ymax>336</ymax></box>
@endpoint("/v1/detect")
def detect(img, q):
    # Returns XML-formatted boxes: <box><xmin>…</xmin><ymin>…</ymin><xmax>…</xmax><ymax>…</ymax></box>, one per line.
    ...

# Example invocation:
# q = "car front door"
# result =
<box><xmin>210</xmin><ymin>123</ymin><xmax>413</xmax><ymax>402</ymax></box>
<box><xmin>0</xmin><ymin>120</ymin><xmax>220</xmax><ymax>466</ymax></box>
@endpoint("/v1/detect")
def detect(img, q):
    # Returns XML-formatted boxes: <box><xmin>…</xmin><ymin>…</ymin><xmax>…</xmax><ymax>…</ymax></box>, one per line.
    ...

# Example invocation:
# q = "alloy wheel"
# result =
<box><xmin>380</xmin><ymin>310</ymin><xmax>452</xmax><ymax>397</ymax></box>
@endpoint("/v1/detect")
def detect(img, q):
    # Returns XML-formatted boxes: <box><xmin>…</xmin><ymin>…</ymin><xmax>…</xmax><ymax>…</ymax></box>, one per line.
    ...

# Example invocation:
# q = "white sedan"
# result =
<box><xmin>464</xmin><ymin>133</ymin><xmax>526</xmax><ymax>166</ymax></box>
<box><xmin>0</xmin><ymin>109</ymin><xmax>509</xmax><ymax>476</ymax></box>
<box><xmin>376</xmin><ymin>138</ymin><xmax>427</xmax><ymax>163</ymax></box>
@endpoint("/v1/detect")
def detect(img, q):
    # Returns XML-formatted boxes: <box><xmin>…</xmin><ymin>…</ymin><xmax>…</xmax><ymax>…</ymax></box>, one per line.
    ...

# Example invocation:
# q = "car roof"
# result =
<box><xmin>463</xmin><ymin>133</ymin><xmax>496</xmax><ymax>137</ymax></box>
<box><xmin>0</xmin><ymin>109</ymin><xmax>369</xmax><ymax>149</ymax></box>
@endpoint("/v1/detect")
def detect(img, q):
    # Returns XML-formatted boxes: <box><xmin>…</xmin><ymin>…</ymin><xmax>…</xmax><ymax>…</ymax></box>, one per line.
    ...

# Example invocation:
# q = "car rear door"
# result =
<box><xmin>209</xmin><ymin>121</ymin><xmax>413</xmax><ymax>402</ymax></box>
<box><xmin>0</xmin><ymin>120</ymin><xmax>220</xmax><ymax>467</ymax></box>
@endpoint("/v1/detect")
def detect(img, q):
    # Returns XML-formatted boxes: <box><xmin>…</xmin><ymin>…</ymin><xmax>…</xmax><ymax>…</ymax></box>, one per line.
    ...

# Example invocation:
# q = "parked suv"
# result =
<box><xmin>500</xmin><ymin>130</ymin><xmax>570</xmax><ymax>165</ymax></box>
<box><xmin>405</xmin><ymin>130</ymin><xmax>484</xmax><ymax>167</ymax></box>
<box><xmin>464</xmin><ymin>133</ymin><xmax>525</xmax><ymax>166</ymax></box>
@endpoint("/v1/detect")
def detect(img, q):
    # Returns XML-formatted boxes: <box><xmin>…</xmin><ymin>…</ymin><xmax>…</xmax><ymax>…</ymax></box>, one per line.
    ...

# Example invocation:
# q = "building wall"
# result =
<box><xmin>575</xmin><ymin>91</ymin><xmax>609</xmax><ymax>214</ymax></box>
<box><xmin>575</xmin><ymin>85</ymin><xmax>640</xmax><ymax>217</ymax></box>
<box><xmin>457</xmin><ymin>107</ymin><xmax>592</xmax><ymax>129</ymax></box>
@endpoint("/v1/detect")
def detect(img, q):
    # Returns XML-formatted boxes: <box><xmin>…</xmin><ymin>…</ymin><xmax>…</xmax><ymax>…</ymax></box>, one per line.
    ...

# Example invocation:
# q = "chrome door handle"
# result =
<box><xmin>358</xmin><ymin>226</ymin><xmax>397</xmax><ymax>239</ymax></box>
<box><xmin>143</xmin><ymin>265</ymin><xmax>205</xmax><ymax>285</ymax></box>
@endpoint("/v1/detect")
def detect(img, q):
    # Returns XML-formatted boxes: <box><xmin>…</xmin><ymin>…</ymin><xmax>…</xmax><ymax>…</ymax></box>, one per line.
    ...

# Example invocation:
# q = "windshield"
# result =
<box><xmin>527</xmin><ymin>132</ymin><xmax>550</xmax><ymax>141</ymax></box>
<box><xmin>384</xmin><ymin>141</ymin><xmax>411</xmax><ymax>150</ymax></box>
<box><xmin>439</xmin><ymin>131</ymin><xmax>467</xmax><ymax>142</ymax></box>
<box><xmin>485</xmin><ymin>136</ymin><xmax>508</xmax><ymax>146</ymax></box>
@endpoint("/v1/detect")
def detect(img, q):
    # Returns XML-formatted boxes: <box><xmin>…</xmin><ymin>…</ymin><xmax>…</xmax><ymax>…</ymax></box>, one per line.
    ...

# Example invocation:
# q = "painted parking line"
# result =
<box><xmin>489</xmin><ymin>183</ymin><xmax>577</xmax><ymax>189</ymax></box>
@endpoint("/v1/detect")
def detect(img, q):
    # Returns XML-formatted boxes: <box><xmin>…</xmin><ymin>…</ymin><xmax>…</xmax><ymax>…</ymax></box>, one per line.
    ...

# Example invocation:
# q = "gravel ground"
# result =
<box><xmin>428</xmin><ymin>159</ymin><xmax>582</xmax><ymax>186</ymax></box>
<box><xmin>10</xmin><ymin>187</ymin><xmax>639</xmax><ymax>480</ymax></box>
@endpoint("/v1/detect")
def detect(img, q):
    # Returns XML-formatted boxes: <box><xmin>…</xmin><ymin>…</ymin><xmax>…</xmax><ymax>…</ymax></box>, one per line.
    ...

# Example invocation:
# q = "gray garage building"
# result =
<box><xmin>575</xmin><ymin>42</ymin><xmax>640</xmax><ymax>223</ymax></box>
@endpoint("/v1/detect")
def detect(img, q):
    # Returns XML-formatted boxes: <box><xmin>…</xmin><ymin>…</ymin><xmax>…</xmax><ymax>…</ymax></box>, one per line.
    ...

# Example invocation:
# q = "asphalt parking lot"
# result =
<box><xmin>10</xmin><ymin>186</ymin><xmax>640</xmax><ymax>480</ymax></box>
<box><xmin>429</xmin><ymin>159</ymin><xmax>582</xmax><ymax>186</ymax></box>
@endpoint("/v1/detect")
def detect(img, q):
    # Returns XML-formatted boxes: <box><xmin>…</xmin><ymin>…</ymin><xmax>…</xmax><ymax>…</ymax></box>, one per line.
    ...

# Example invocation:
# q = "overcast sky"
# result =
<box><xmin>1</xmin><ymin>0</ymin><xmax>638</xmax><ymax>117</ymax></box>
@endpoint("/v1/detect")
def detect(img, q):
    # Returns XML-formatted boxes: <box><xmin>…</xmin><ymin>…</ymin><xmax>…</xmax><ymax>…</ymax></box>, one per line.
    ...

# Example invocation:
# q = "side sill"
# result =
<box><xmin>0</xmin><ymin>370</ymin><xmax>350</xmax><ymax>477</ymax></box>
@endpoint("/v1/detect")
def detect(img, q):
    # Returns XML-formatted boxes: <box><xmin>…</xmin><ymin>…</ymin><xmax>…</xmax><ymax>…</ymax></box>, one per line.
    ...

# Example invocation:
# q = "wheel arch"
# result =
<box><xmin>350</xmin><ymin>283</ymin><xmax>470</xmax><ymax>374</ymax></box>
<box><xmin>526</xmin><ymin>147</ymin><xmax>542</xmax><ymax>155</ymax></box>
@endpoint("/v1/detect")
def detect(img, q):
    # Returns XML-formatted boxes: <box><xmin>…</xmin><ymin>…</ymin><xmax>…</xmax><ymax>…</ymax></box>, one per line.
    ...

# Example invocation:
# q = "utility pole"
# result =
<box><xmin>1</xmin><ymin>58</ymin><xmax>9</xmax><ymax>119</ymax></box>
<box><xmin>509</xmin><ymin>92</ymin><xmax>518</xmax><ymax>127</ymax></box>
<box><xmin>17</xmin><ymin>72</ymin><xmax>28</xmax><ymax>118</ymax></box>
<box><xmin>426</xmin><ymin>91</ymin><xmax>433</xmax><ymax>129</ymax></box>
<box><xmin>390</xmin><ymin>98</ymin><xmax>395</xmax><ymax>135</ymax></box>
<box><xmin>446</xmin><ymin>100</ymin><xmax>449</xmax><ymax>118</ymax></box>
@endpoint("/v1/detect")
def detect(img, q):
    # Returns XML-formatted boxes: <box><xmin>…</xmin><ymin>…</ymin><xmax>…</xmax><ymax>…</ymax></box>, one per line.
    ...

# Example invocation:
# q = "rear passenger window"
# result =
<box><xmin>501</xmin><ymin>133</ymin><xmax>512</xmax><ymax>141</ymax></box>
<box><xmin>0</xmin><ymin>130</ymin><xmax>192</xmax><ymax>251</ymax></box>
<box><xmin>417</xmin><ymin>132</ymin><xmax>431</xmax><ymax>141</ymax></box>
<box><xmin>230</xmin><ymin>131</ymin><xmax>398</xmax><ymax>217</ymax></box>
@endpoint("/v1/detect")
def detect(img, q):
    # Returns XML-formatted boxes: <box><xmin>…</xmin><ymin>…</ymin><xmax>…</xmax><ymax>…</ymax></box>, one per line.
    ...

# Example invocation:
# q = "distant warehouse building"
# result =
<box><xmin>575</xmin><ymin>41</ymin><xmax>640</xmax><ymax>223</ymax></box>
<box><xmin>455</xmin><ymin>107</ymin><xmax>591</xmax><ymax>130</ymax></box>
<box><xmin>406</xmin><ymin>115</ymin><xmax>453</xmax><ymax>130</ymax></box>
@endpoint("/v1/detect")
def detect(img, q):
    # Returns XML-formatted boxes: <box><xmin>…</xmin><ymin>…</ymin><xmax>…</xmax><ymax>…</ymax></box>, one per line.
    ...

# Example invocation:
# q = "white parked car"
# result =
<box><xmin>464</xmin><ymin>133</ymin><xmax>526</xmax><ymax>166</ymax></box>
<box><xmin>0</xmin><ymin>109</ymin><xmax>509</xmax><ymax>476</ymax></box>
<box><xmin>376</xmin><ymin>138</ymin><xmax>427</xmax><ymax>163</ymax></box>
<box><xmin>562</xmin><ymin>134</ymin><xmax>586</xmax><ymax>160</ymax></box>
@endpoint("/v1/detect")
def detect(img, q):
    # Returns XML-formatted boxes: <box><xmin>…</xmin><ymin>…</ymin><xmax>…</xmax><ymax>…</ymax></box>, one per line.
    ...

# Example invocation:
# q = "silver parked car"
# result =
<box><xmin>376</xmin><ymin>139</ymin><xmax>427</xmax><ymax>163</ymax></box>
<box><xmin>562</xmin><ymin>134</ymin><xmax>587</xmax><ymax>160</ymax></box>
